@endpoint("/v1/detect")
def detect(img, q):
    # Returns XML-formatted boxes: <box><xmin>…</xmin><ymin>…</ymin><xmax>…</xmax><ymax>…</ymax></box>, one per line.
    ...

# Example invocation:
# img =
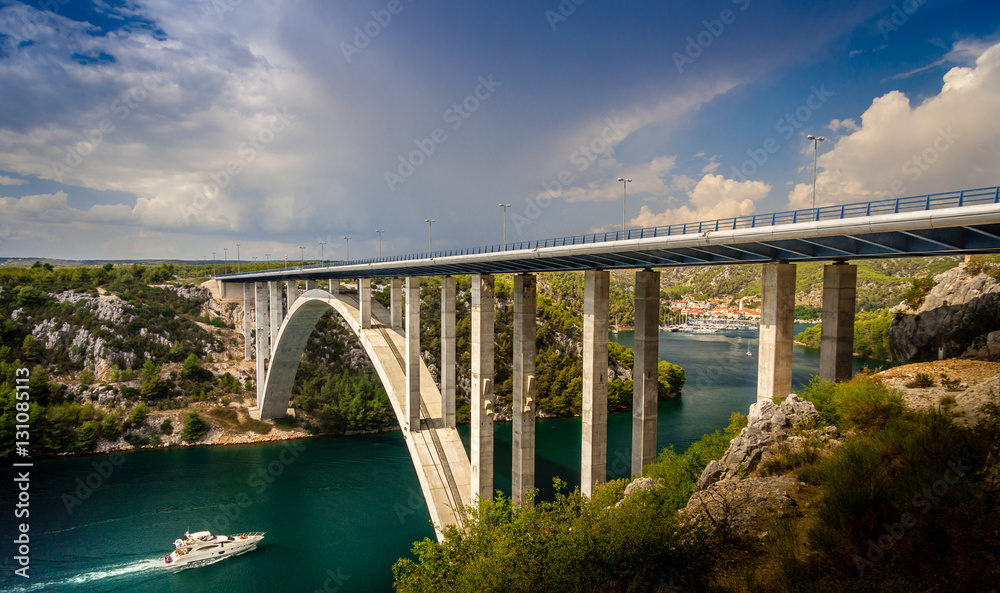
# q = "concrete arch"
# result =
<box><xmin>258</xmin><ymin>289</ymin><xmax>471</xmax><ymax>540</ymax></box>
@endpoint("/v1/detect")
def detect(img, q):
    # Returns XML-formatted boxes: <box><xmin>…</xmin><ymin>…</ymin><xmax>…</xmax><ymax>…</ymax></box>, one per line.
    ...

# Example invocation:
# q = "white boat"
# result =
<box><xmin>162</xmin><ymin>530</ymin><xmax>265</xmax><ymax>568</ymax></box>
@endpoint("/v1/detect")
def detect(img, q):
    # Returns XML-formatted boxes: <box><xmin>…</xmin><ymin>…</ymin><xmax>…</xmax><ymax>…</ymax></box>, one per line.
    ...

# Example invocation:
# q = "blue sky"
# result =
<box><xmin>0</xmin><ymin>0</ymin><xmax>998</xmax><ymax>261</ymax></box>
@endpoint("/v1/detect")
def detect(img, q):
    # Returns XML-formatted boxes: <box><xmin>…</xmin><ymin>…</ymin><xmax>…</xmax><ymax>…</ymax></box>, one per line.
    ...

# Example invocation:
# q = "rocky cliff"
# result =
<box><xmin>889</xmin><ymin>265</ymin><xmax>1000</xmax><ymax>363</ymax></box>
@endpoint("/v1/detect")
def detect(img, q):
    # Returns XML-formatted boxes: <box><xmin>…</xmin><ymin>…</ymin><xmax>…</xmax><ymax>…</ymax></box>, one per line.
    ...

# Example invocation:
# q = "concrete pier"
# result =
<box><xmin>305</xmin><ymin>279</ymin><xmax>318</xmax><ymax>291</ymax></box>
<box><xmin>512</xmin><ymin>273</ymin><xmax>536</xmax><ymax>503</ymax></box>
<box><xmin>359</xmin><ymin>278</ymin><xmax>371</xmax><ymax>329</ymax></box>
<box><xmin>441</xmin><ymin>276</ymin><xmax>457</xmax><ymax>428</ymax></box>
<box><xmin>391</xmin><ymin>278</ymin><xmax>403</xmax><ymax>330</ymax></box>
<box><xmin>582</xmin><ymin>269</ymin><xmax>609</xmax><ymax>497</ymax></box>
<box><xmin>405</xmin><ymin>277</ymin><xmax>421</xmax><ymax>432</ymax></box>
<box><xmin>632</xmin><ymin>270</ymin><xmax>660</xmax><ymax>476</ymax></box>
<box><xmin>757</xmin><ymin>263</ymin><xmax>796</xmax><ymax>401</ymax></box>
<box><xmin>471</xmin><ymin>274</ymin><xmax>495</xmax><ymax>501</ymax></box>
<box><xmin>269</xmin><ymin>281</ymin><xmax>283</xmax><ymax>353</ymax></box>
<box><xmin>328</xmin><ymin>279</ymin><xmax>339</xmax><ymax>294</ymax></box>
<box><xmin>243</xmin><ymin>283</ymin><xmax>252</xmax><ymax>361</ymax></box>
<box><xmin>254</xmin><ymin>282</ymin><xmax>269</xmax><ymax>405</ymax></box>
<box><xmin>820</xmin><ymin>263</ymin><xmax>857</xmax><ymax>382</ymax></box>
<box><xmin>287</xmin><ymin>280</ymin><xmax>299</xmax><ymax>308</ymax></box>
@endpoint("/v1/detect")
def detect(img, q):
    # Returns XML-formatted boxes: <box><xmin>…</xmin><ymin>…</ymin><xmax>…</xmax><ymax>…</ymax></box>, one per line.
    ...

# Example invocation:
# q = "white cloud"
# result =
<box><xmin>0</xmin><ymin>175</ymin><xmax>27</xmax><ymax>186</ymax></box>
<box><xmin>631</xmin><ymin>173</ymin><xmax>769</xmax><ymax>228</ymax></box>
<box><xmin>788</xmin><ymin>40</ymin><xmax>1000</xmax><ymax>209</ymax></box>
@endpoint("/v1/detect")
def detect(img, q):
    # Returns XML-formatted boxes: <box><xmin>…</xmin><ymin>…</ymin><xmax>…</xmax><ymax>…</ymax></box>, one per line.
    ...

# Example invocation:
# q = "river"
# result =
<box><xmin>1</xmin><ymin>326</ymin><xmax>887</xmax><ymax>593</ymax></box>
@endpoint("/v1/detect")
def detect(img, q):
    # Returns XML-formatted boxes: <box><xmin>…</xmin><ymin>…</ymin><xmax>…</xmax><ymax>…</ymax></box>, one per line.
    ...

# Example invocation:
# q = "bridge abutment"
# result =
<box><xmin>512</xmin><ymin>273</ymin><xmax>537</xmax><ymax>503</ymax></box>
<box><xmin>820</xmin><ymin>263</ymin><xmax>857</xmax><ymax>382</ymax></box>
<box><xmin>757</xmin><ymin>263</ymin><xmax>796</xmax><ymax>401</ymax></box>
<box><xmin>632</xmin><ymin>269</ymin><xmax>660</xmax><ymax>476</ymax></box>
<box><xmin>582</xmin><ymin>269</ymin><xmax>610</xmax><ymax>498</ymax></box>
<box><xmin>441</xmin><ymin>276</ymin><xmax>457</xmax><ymax>429</ymax></box>
<box><xmin>471</xmin><ymin>274</ymin><xmax>495</xmax><ymax>501</ymax></box>
<box><xmin>405</xmin><ymin>277</ymin><xmax>421</xmax><ymax>431</ymax></box>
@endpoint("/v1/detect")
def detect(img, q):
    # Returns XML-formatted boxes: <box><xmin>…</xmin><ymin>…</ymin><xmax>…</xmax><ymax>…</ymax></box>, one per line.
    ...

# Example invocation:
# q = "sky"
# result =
<box><xmin>0</xmin><ymin>0</ymin><xmax>999</xmax><ymax>262</ymax></box>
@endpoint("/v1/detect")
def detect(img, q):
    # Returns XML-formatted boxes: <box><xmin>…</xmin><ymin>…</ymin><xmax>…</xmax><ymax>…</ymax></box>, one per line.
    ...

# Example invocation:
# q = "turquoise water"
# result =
<box><xmin>1</xmin><ymin>327</ymin><xmax>887</xmax><ymax>592</ymax></box>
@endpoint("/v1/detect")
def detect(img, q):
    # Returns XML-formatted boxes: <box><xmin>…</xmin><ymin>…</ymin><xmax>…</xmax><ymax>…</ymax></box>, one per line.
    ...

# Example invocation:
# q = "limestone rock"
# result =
<box><xmin>623</xmin><ymin>476</ymin><xmax>663</xmax><ymax>498</ymax></box>
<box><xmin>890</xmin><ymin>266</ymin><xmax>1000</xmax><ymax>363</ymax></box>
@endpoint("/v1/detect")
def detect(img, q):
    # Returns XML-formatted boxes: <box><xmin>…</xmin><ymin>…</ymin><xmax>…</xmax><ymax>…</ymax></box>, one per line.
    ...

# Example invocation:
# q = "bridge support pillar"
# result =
<box><xmin>359</xmin><ymin>278</ymin><xmax>371</xmax><ymax>329</ymax></box>
<box><xmin>287</xmin><ymin>280</ymin><xmax>299</xmax><ymax>309</ymax></box>
<box><xmin>405</xmin><ymin>277</ymin><xmax>421</xmax><ymax>431</ymax></box>
<box><xmin>582</xmin><ymin>269</ymin><xmax>609</xmax><ymax>498</ymax></box>
<box><xmin>305</xmin><ymin>279</ymin><xmax>318</xmax><ymax>291</ymax></box>
<box><xmin>391</xmin><ymin>278</ymin><xmax>403</xmax><ymax>329</ymax></box>
<box><xmin>820</xmin><ymin>263</ymin><xmax>857</xmax><ymax>382</ymax></box>
<box><xmin>471</xmin><ymin>274</ymin><xmax>495</xmax><ymax>501</ymax></box>
<box><xmin>441</xmin><ymin>276</ymin><xmax>456</xmax><ymax>428</ymax></box>
<box><xmin>269</xmin><ymin>281</ymin><xmax>283</xmax><ymax>355</ymax></box>
<box><xmin>757</xmin><ymin>263</ymin><xmax>796</xmax><ymax>402</ymax></box>
<box><xmin>242</xmin><ymin>283</ymin><xmax>252</xmax><ymax>361</ymax></box>
<box><xmin>632</xmin><ymin>269</ymin><xmax>660</xmax><ymax>476</ymax></box>
<box><xmin>254</xmin><ymin>282</ymin><xmax>269</xmax><ymax>407</ymax></box>
<box><xmin>328</xmin><ymin>279</ymin><xmax>339</xmax><ymax>294</ymax></box>
<box><xmin>513</xmin><ymin>273</ymin><xmax>536</xmax><ymax>503</ymax></box>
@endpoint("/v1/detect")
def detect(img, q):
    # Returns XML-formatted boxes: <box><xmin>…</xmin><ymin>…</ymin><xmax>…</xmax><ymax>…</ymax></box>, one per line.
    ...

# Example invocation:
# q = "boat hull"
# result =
<box><xmin>163</xmin><ymin>533</ymin><xmax>264</xmax><ymax>568</ymax></box>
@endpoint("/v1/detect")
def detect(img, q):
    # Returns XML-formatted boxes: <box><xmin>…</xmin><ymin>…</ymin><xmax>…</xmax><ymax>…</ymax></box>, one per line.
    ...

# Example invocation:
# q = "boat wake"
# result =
<box><xmin>5</xmin><ymin>558</ymin><xmax>162</xmax><ymax>592</ymax></box>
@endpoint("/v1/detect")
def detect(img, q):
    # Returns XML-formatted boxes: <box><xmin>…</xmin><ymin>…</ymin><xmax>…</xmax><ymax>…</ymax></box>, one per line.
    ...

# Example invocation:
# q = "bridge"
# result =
<box><xmin>216</xmin><ymin>186</ymin><xmax>1000</xmax><ymax>540</ymax></box>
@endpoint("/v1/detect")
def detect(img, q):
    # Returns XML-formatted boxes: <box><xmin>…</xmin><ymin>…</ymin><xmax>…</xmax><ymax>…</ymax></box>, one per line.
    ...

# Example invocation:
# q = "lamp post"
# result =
<box><xmin>211</xmin><ymin>251</ymin><xmax>216</xmax><ymax>277</ymax></box>
<box><xmin>617</xmin><ymin>177</ymin><xmax>632</xmax><ymax>231</ymax></box>
<box><xmin>319</xmin><ymin>241</ymin><xmax>326</xmax><ymax>262</ymax></box>
<box><xmin>343</xmin><ymin>236</ymin><xmax>351</xmax><ymax>262</ymax></box>
<box><xmin>253</xmin><ymin>256</ymin><xmax>258</xmax><ymax>270</ymax></box>
<box><xmin>264</xmin><ymin>253</ymin><xmax>270</xmax><ymax>270</ymax></box>
<box><xmin>299</xmin><ymin>246</ymin><xmax>305</xmax><ymax>268</ymax></box>
<box><xmin>498</xmin><ymin>203</ymin><xmax>511</xmax><ymax>244</ymax></box>
<box><xmin>424</xmin><ymin>219</ymin><xmax>435</xmax><ymax>252</ymax></box>
<box><xmin>375</xmin><ymin>230</ymin><xmax>384</xmax><ymax>258</ymax></box>
<box><xmin>807</xmin><ymin>134</ymin><xmax>826</xmax><ymax>209</ymax></box>
<box><xmin>236</xmin><ymin>243</ymin><xmax>241</xmax><ymax>273</ymax></box>
<box><xmin>223</xmin><ymin>247</ymin><xmax>228</xmax><ymax>275</ymax></box>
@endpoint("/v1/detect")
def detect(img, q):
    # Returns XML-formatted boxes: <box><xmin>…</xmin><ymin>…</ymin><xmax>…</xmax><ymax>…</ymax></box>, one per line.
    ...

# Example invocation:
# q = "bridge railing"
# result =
<box><xmin>227</xmin><ymin>186</ymin><xmax>1000</xmax><ymax>275</ymax></box>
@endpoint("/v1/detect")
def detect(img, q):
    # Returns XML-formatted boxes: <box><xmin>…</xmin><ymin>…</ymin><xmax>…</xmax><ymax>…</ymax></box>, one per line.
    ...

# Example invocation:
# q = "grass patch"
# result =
<box><xmin>905</xmin><ymin>372</ymin><xmax>935</xmax><ymax>388</ymax></box>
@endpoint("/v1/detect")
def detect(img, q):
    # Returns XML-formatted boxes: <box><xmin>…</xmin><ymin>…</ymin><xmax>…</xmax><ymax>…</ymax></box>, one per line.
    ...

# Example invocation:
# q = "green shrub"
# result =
<box><xmin>799</xmin><ymin>376</ymin><xmax>840</xmax><ymax>426</ymax></box>
<box><xmin>79</xmin><ymin>370</ymin><xmax>95</xmax><ymax>385</ymax></box>
<box><xmin>129</xmin><ymin>402</ymin><xmax>149</xmax><ymax>426</ymax></box>
<box><xmin>101</xmin><ymin>411</ymin><xmax>122</xmax><ymax>440</ymax></box>
<box><xmin>906</xmin><ymin>372</ymin><xmax>935</xmax><ymax>388</ymax></box>
<box><xmin>834</xmin><ymin>375</ymin><xmax>905</xmax><ymax>431</ymax></box>
<box><xmin>160</xmin><ymin>418</ymin><xmax>173</xmax><ymax>435</ymax></box>
<box><xmin>181</xmin><ymin>412</ymin><xmax>210</xmax><ymax>442</ymax></box>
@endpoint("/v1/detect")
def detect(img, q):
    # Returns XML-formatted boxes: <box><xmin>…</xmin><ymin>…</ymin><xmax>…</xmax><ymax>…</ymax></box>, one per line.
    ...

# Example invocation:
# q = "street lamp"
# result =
<box><xmin>211</xmin><ymin>251</ymin><xmax>216</xmax><ymax>277</ymax></box>
<box><xmin>343</xmin><ymin>236</ymin><xmax>351</xmax><ymax>262</ymax></box>
<box><xmin>424</xmin><ymin>219</ymin><xmax>435</xmax><ymax>252</ymax></box>
<box><xmin>299</xmin><ymin>246</ymin><xmax>305</xmax><ymax>268</ymax></box>
<box><xmin>617</xmin><ymin>177</ymin><xmax>632</xmax><ymax>231</ymax></box>
<box><xmin>498</xmin><ymin>203</ymin><xmax>511</xmax><ymax>244</ymax></box>
<box><xmin>807</xmin><ymin>134</ymin><xmax>826</xmax><ymax>209</ymax></box>
<box><xmin>236</xmin><ymin>243</ymin><xmax>241</xmax><ymax>273</ymax></box>
<box><xmin>319</xmin><ymin>241</ymin><xmax>326</xmax><ymax>262</ymax></box>
<box><xmin>223</xmin><ymin>247</ymin><xmax>228</xmax><ymax>275</ymax></box>
<box><xmin>265</xmin><ymin>253</ymin><xmax>270</xmax><ymax>270</ymax></box>
<box><xmin>253</xmin><ymin>256</ymin><xmax>258</xmax><ymax>270</ymax></box>
<box><xmin>375</xmin><ymin>230</ymin><xmax>384</xmax><ymax>258</ymax></box>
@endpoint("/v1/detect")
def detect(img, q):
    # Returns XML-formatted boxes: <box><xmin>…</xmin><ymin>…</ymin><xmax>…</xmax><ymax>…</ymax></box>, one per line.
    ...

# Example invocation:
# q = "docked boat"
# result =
<box><xmin>162</xmin><ymin>530</ymin><xmax>265</xmax><ymax>568</ymax></box>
